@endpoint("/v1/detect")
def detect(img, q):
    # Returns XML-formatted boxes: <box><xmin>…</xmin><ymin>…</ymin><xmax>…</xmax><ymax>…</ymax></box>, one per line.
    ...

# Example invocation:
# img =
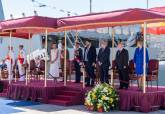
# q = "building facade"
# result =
<box><xmin>0</xmin><ymin>0</ymin><xmax>4</xmax><ymax>20</ymax></box>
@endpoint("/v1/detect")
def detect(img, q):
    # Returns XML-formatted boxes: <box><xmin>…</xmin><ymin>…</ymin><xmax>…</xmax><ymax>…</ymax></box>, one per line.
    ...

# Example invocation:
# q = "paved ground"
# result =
<box><xmin>0</xmin><ymin>98</ymin><xmax>165</xmax><ymax>114</ymax></box>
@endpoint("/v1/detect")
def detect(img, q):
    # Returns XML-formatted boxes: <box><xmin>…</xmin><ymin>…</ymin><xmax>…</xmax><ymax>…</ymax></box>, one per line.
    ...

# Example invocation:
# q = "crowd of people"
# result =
<box><xmin>0</xmin><ymin>38</ymin><xmax>149</xmax><ymax>91</ymax></box>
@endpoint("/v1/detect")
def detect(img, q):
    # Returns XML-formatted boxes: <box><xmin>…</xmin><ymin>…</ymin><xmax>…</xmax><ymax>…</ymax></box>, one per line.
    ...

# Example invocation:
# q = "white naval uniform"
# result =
<box><xmin>49</xmin><ymin>49</ymin><xmax>59</xmax><ymax>78</ymax></box>
<box><xmin>17</xmin><ymin>49</ymin><xmax>26</xmax><ymax>81</ymax></box>
<box><xmin>5</xmin><ymin>51</ymin><xmax>15</xmax><ymax>81</ymax></box>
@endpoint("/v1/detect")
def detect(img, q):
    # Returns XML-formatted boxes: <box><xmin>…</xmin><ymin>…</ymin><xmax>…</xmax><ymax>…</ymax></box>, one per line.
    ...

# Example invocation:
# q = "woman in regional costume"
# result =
<box><xmin>17</xmin><ymin>45</ymin><xmax>26</xmax><ymax>81</ymax></box>
<box><xmin>5</xmin><ymin>46</ymin><xmax>15</xmax><ymax>81</ymax></box>
<box><xmin>49</xmin><ymin>43</ymin><xmax>59</xmax><ymax>78</ymax></box>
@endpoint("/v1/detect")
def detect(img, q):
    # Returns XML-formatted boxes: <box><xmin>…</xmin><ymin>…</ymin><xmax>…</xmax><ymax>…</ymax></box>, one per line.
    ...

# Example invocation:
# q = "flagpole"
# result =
<box><xmin>147</xmin><ymin>0</ymin><xmax>149</xmax><ymax>9</ymax></box>
<box><xmin>90</xmin><ymin>0</ymin><xmax>92</xmax><ymax>13</ymax></box>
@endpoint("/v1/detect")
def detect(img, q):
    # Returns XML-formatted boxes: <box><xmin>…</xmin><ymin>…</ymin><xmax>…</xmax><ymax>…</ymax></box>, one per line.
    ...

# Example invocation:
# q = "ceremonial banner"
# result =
<box><xmin>27</xmin><ymin>49</ymin><xmax>49</xmax><ymax>63</ymax></box>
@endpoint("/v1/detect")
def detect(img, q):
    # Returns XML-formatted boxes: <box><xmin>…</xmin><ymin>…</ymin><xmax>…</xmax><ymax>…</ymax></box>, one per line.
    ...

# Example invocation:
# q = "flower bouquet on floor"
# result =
<box><xmin>84</xmin><ymin>83</ymin><xmax>119</xmax><ymax>112</ymax></box>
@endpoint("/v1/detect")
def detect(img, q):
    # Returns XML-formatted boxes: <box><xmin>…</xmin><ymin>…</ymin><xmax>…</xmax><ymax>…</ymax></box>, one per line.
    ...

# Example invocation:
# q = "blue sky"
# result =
<box><xmin>2</xmin><ymin>0</ymin><xmax>165</xmax><ymax>19</ymax></box>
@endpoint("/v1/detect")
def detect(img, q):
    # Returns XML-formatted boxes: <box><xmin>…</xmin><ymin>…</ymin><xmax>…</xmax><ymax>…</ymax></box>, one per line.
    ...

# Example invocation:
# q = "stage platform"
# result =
<box><xmin>1</xmin><ymin>80</ymin><xmax>90</xmax><ymax>106</ymax></box>
<box><xmin>119</xmin><ymin>87</ymin><xmax>165</xmax><ymax>112</ymax></box>
<box><xmin>0</xmin><ymin>80</ymin><xmax>165</xmax><ymax>112</ymax></box>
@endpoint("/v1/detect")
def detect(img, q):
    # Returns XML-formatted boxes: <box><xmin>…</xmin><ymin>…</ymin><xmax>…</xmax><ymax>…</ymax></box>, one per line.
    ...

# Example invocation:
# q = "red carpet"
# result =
<box><xmin>1</xmin><ymin>80</ymin><xmax>165</xmax><ymax>112</ymax></box>
<box><xmin>48</xmin><ymin>88</ymin><xmax>84</xmax><ymax>106</ymax></box>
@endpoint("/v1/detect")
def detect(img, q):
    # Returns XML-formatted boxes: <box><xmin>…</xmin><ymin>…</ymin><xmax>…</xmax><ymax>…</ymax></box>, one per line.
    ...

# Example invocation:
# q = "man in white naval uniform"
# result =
<box><xmin>17</xmin><ymin>45</ymin><xmax>26</xmax><ymax>81</ymax></box>
<box><xmin>5</xmin><ymin>46</ymin><xmax>15</xmax><ymax>81</ymax></box>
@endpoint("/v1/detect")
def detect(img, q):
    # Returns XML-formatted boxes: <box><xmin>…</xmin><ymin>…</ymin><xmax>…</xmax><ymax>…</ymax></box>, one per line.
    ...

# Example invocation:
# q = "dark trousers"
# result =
<box><xmin>100</xmin><ymin>65</ymin><xmax>109</xmax><ymax>84</ymax></box>
<box><xmin>74</xmin><ymin>61</ymin><xmax>81</xmax><ymax>83</ymax></box>
<box><xmin>85</xmin><ymin>62</ymin><xmax>95</xmax><ymax>86</ymax></box>
<box><xmin>0</xmin><ymin>81</ymin><xmax>3</xmax><ymax>92</ymax></box>
<box><xmin>118</xmin><ymin>68</ymin><xmax>129</xmax><ymax>88</ymax></box>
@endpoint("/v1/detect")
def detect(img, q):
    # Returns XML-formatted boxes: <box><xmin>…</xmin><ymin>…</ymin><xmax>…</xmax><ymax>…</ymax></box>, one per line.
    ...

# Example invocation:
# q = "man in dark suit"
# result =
<box><xmin>115</xmin><ymin>40</ymin><xmax>129</xmax><ymax>89</ymax></box>
<box><xmin>98</xmin><ymin>40</ymin><xmax>110</xmax><ymax>84</ymax></box>
<box><xmin>84</xmin><ymin>39</ymin><xmax>96</xmax><ymax>86</ymax></box>
<box><xmin>74</xmin><ymin>41</ymin><xmax>83</xmax><ymax>83</ymax></box>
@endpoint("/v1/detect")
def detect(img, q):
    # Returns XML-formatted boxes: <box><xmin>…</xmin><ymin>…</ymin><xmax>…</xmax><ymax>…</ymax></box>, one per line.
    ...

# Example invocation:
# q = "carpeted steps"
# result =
<box><xmin>48</xmin><ymin>88</ymin><xmax>84</xmax><ymax>106</ymax></box>
<box><xmin>0</xmin><ymin>89</ymin><xmax>8</xmax><ymax>97</ymax></box>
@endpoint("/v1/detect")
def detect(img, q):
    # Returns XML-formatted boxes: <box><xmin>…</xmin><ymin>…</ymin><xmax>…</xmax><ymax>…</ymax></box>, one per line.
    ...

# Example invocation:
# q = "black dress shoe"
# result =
<box><xmin>85</xmin><ymin>84</ymin><xmax>90</xmax><ymax>87</ymax></box>
<box><xmin>119</xmin><ymin>87</ymin><xmax>123</xmax><ymax>89</ymax></box>
<box><xmin>91</xmin><ymin>84</ymin><xmax>94</xmax><ymax>87</ymax></box>
<box><xmin>124</xmin><ymin>87</ymin><xmax>128</xmax><ymax>90</ymax></box>
<box><xmin>75</xmin><ymin>81</ymin><xmax>80</xmax><ymax>83</ymax></box>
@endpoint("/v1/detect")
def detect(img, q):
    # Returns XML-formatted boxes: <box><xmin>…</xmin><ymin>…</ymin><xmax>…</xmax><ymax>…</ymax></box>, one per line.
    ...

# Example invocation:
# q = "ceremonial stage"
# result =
<box><xmin>1</xmin><ymin>80</ymin><xmax>165</xmax><ymax>112</ymax></box>
<box><xmin>0</xmin><ymin>80</ymin><xmax>89</xmax><ymax>106</ymax></box>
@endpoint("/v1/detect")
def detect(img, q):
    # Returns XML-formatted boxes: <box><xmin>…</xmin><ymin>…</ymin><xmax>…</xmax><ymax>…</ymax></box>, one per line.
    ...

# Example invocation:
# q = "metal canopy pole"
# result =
<box><xmin>64</xmin><ymin>31</ymin><xmax>67</xmax><ymax>86</ymax></box>
<box><xmin>9</xmin><ymin>31</ymin><xmax>12</xmax><ymax>84</ymax></box>
<box><xmin>44</xmin><ymin>29</ymin><xmax>48</xmax><ymax>87</ymax></box>
<box><xmin>143</xmin><ymin>22</ymin><xmax>147</xmax><ymax>93</ymax></box>
<box><xmin>28</xmin><ymin>33</ymin><xmax>31</xmax><ymax>83</ymax></box>
<box><xmin>82</xmin><ymin>66</ymin><xmax>85</xmax><ymax>88</ymax></box>
<box><xmin>26</xmin><ymin>32</ymin><xmax>31</xmax><ymax>85</ymax></box>
<box><xmin>75</xmin><ymin>30</ymin><xmax>78</xmax><ymax>42</ymax></box>
<box><xmin>14</xmin><ymin>35</ymin><xmax>16</xmax><ymax>83</ymax></box>
<box><xmin>110</xmin><ymin>27</ymin><xmax>115</xmax><ymax>86</ymax></box>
